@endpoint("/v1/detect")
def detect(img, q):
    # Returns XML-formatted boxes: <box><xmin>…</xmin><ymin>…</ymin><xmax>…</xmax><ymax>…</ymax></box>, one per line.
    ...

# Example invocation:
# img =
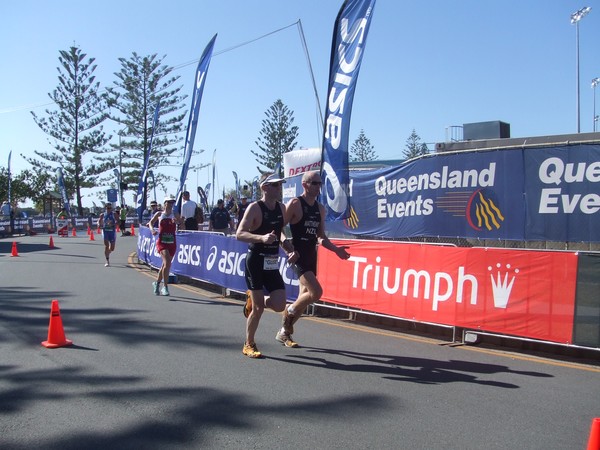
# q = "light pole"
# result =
<box><xmin>147</xmin><ymin>170</ymin><xmax>157</xmax><ymax>203</ymax></box>
<box><xmin>571</xmin><ymin>6</ymin><xmax>592</xmax><ymax>133</ymax></box>
<box><xmin>592</xmin><ymin>77</ymin><xmax>600</xmax><ymax>132</ymax></box>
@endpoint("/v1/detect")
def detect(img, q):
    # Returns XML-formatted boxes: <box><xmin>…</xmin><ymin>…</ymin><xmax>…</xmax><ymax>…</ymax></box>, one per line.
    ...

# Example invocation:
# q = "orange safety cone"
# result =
<box><xmin>587</xmin><ymin>418</ymin><xmax>600</xmax><ymax>450</ymax></box>
<box><xmin>116</xmin><ymin>224</ymin><xmax>120</xmax><ymax>233</ymax></box>
<box><xmin>130</xmin><ymin>224</ymin><xmax>135</xmax><ymax>236</ymax></box>
<box><xmin>87</xmin><ymin>225</ymin><xmax>91</xmax><ymax>235</ymax></box>
<box><xmin>72</xmin><ymin>227</ymin><xmax>77</xmax><ymax>237</ymax></box>
<box><xmin>89</xmin><ymin>231</ymin><xmax>95</xmax><ymax>241</ymax></box>
<box><xmin>49</xmin><ymin>236</ymin><xmax>55</xmax><ymax>249</ymax></box>
<box><xmin>41</xmin><ymin>300</ymin><xmax>73</xmax><ymax>348</ymax></box>
<box><xmin>11</xmin><ymin>241</ymin><xmax>19</xmax><ymax>257</ymax></box>
<box><xmin>96</xmin><ymin>227</ymin><xmax>101</xmax><ymax>234</ymax></box>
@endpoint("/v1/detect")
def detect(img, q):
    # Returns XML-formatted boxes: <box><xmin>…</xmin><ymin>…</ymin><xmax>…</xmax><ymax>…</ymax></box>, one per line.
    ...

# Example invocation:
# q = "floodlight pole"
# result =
<box><xmin>571</xmin><ymin>7</ymin><xmax>592</xmax><ymax>133</ymax></box>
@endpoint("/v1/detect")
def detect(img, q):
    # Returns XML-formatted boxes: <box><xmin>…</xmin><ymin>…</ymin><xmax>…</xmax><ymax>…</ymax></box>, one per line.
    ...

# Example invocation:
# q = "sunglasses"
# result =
<box><xmin>308</xmin><ymin>181</ymin><xmax>322</xmax><ymax>186</ymax></box>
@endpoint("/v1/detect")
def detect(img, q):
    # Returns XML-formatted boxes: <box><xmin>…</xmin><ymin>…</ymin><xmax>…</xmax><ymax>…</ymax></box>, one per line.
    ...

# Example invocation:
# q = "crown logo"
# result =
<box><xmin>488</xmin><ymin>263</ymin><xmax>519</xmax><ymax>308</ymax></box>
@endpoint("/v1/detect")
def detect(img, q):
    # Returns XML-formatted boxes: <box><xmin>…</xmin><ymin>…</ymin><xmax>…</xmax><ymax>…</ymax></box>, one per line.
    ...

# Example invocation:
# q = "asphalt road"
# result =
<box><xmin>0</xmin><ymin>232</ymin><xmax>599</xmax><ymax>450</ymax></box>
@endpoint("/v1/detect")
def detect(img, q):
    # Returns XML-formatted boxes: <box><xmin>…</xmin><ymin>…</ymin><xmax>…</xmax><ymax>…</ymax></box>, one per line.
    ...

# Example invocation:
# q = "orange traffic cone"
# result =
<box><xmin>96</xmin><ymin>227</ymin><xmax>101</xmax><ymax>234</ymax></box>
<box><xmin>130</xmin><ymin>224</ymin><xmax>135</xmax><ymax>236</ymax></box>
<box><xmin>72</xmin><ymin>227</ymin><xmax>77</xmax><ymax>237</ymax></box>
<box><xmin>587</xmin><ymin>418</ymin><xmax>600</xmax><ymax>450</ymax></box>
<box><xmin>87</xmin><ymin>225</ymin><xmax>91</xmax><ymax>235</ymax></box>
<box><xmin>116</xmin><ymin>224</ymin><xmax>120</xmax><ymax>233</ymax></box>
<box><xmin>41</xmin><ymin>300</ymin><xmax>73</xmax><ymax>348</ymax></box>
<box><xmin>89</xmin><ymin>231</ymin><xmax>95</xmax><ymax>241</ymax></box>
<box><xmin>49</xmin><ymin>236</ymin><xmax>55</xmax><ymax>249</ymax></box>
<box><xmin>11</xmin><ymin>241</ymin><xmax>19</xmax><ymax>257</ymax></box>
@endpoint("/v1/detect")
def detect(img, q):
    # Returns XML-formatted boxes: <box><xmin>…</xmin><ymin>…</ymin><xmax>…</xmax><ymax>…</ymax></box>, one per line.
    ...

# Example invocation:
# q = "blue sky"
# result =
<box><xmin>1</xmin><ymin>1</ymin><xmax>599</xmax><ymax>208</ymax></box>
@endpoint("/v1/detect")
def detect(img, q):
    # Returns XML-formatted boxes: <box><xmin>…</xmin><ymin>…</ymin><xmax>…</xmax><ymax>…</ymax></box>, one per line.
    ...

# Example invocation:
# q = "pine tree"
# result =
<box><xmin>105</xmin><ymin>53</ymin><xmax>187</xmax><ymax>206</ymax></box>
<box><xmin>252</xmin><ymin>99</ymin><xmax>299</xmax><ymax>174</ymax></box>
<box><xmin>350</xmin><ymin>129</ymin><xmax>377</xmax><ymax>162</ymax></box>
<box><xmin>402</xmin><ymin>129</ymin><xmax>429</xmax><ymax>160</ymax></box>
<box><xmin>26</xmin><ymin>46</ymin><xmax>111</xmax><ymax>215</ymax></box>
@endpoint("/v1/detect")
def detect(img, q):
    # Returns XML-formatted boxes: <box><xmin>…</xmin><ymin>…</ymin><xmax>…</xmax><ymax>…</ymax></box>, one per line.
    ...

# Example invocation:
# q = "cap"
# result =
<box><xmin>260</xmin><ymin>174</ymin><xmax>286</xmax><ymax>187</ymax></box>
<box><xmin>164</xmin><ymin>194</ymin><xmax>176</xmax><ymax>203</ymax></box>
<box><xmin>183</xmin><ymin>191</ymin><xmax>190</xmax><ymax>196</ymax></box>
<box><xmin>217</xmin><ymin>199</ymin><xmax>224</xmax><ymax>204</ymax></box>
<box><xmin>240</xmin><ymin>195</ymin><xmax>247</xmax><ymax>200</ymax></box>
<box><xmin>150</xmin><ymin>200</ymin><xmax>157</xmax><ymax>206</ymax></box>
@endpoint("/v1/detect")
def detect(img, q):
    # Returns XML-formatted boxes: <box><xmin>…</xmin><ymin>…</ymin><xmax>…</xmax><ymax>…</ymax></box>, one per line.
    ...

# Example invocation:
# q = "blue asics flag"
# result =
<box><xmin>136</xmin><ymin>103</ymin><xmax>160</xmax><ymax>223</ymax></box>
<box><xmin>176</xmin><ymin>34</ymin><xmax>218</xmax><ymax>213</ymax></box>
<box><xmin>6</xmin><ymin>151</ymin><xmax>11</xmax><ymax>216</ymax></box>
<box><xmin>56</xmin><ymin>167</ymin><xmax>70</xmax><ymax>215</ymax></box>
<box><xmin>321</xmin><ymin>0</ymin><xmax>376</xmax><ymax>221</ymax></box>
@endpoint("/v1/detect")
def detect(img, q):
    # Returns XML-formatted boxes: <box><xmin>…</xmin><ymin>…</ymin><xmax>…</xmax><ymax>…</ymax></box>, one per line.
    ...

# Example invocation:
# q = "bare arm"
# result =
<box><xmin>235</xmin><ymin>203</ymin><xmax>277</xmax><ymax>245</ymax></box>
<box><xmin>317</xmin><ymin>203</ymin><xmax>350</xmax><ymax>260</ymax></box>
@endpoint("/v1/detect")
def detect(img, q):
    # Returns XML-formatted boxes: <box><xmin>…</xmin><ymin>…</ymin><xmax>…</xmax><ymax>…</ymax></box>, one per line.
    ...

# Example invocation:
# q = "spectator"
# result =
<box><xmin>235</xmin><ymin>196</ymin><xmax>250</xmax><ymax>230</ymax></box>
<box><xmin>181</xmin><ymin>191</ymin><xmax>198</xmax><ymax>231</ymax></box>
<box><xmin>209</xmin><ymin>199</ymin><xmax>234</xmax><ymax>235</ymax></box>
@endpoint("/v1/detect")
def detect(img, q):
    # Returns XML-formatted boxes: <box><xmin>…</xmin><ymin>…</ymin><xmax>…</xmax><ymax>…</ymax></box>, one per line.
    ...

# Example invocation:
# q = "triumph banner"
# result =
<box><xmin>318</xmin><ymin>239</ymin><xmax>578</xmax><ymax>344</ymax></box>
<box><xmin>176</xmin><ymin>34</ymin><xmax>217</xmax><ymax>213</ymax></box>
<box><xmin>321</xmin><ymin>0</ymin><xmax>376</xmax><ymax>221</ymax></box>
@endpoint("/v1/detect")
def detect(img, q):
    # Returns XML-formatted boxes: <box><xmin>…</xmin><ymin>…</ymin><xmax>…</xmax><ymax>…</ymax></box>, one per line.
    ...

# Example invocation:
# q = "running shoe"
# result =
<box><xmin>104</xmin><ymin>262</ymin><xmax>109</xmax><ymax>267</ymax></box>
<box><xmin>276</xmin><ymin>330</ymin><xmax>299</xmax><ymax>348</ymax></box>
<box><xmin>152</xmin><ymin>281</ymin><xmax>160</xmax><ymax>295</ymax></box>
<box><xmin>242</xmin><ymin>342</ymin><xmax>262</xmax><ymax>358</ymax></box>
<box><xmin>243</xmin><ymin>290</ymin><xmax>252</xmax><ymax>318</ymax></box>
<box><xmin>160</xmin><ymin>286</ymin><xmax>169</xmax><ymax>296</ymax></box>
<box><xmin>282</xmin><ymin>308</ymin><xmax>295</xmax><ymax>335</ymax></box>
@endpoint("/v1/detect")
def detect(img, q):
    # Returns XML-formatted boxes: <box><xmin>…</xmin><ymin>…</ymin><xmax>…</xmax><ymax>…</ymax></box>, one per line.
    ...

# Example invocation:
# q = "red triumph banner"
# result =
<box><xmin>318</xmin><ymin>240</ymin><xmax>578</xmax><ymax>344</ymax></box>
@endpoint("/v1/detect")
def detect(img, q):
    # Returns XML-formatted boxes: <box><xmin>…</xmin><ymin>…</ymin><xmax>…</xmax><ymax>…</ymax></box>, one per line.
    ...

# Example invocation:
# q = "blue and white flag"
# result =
<box><xmin>232</xmin><ymin>171</ymin><xmax>239</xmax><ymax>199</ymax></box>
<box><xmin>176</xmin><ymin>34</ymin><xmax>218</xmax><ymax>213</ymax></box>
<box><xmin>321</xmin><ymin>0</ymin><xmax>376</xmax><ymax>221</ymax></box>
<box><xmin>56</xmin><ymin>167</ymin><xmax>70</xmax><ymax>215</ymax></box>
<box><xmin>205</xmin><ymin>183</ymin><xmax>212</xmax><ymax>207</ymax></box>
<box><xmin>137</xmin><ymin>103</ymin><xmax>161</xmax><ymax>222</ymax></box>
<box><xmin>7</xmin><ymin>151</ymin><xmax>11</xmax><ymax>216</ymax></box>
<box><xmin>211</xmin><ymin>149</ymin><xmax>217</xmax><ymax>206</ymax></box>
<box><xmin>197</xmin><ymin>186</ymin><xmax>208</xmax><ymax>211</ymax></box>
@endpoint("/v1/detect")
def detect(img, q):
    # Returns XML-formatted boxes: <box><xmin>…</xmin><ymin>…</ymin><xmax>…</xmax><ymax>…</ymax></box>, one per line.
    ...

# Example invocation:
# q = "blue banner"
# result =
<box><xmin>136</xmin><ymin>227</ymin><xmax>299</xmax><ymax>298</ymax></box>
<box><xmin>321</xmin><ymin>0</ymin><xmax>376</xmax><ymax>221</ymax></box>
<box><xmin>329</xmin><ymin>149</ymin><xmax>525</xmax><ymax>239</ymax></box>
<box><xmin>325</xmin><ymin>144</ymin><xmax>600</xmax><ymax>242</ymax></box>
<box><xmin>524</xmin><ymin>144</ymin><xmax>600</xmax><ymax>242</ymax></box>
<box><xmin>176</xmin><ymin>34</ymin><xmax>218</xmax><ymax>213</ymax></box>
<box><xmin>137</xmin><ymin>103</ymin><xmax>160</xmax><ymax>222</ymax></box>
<box><xmin>56</xmin><ymin>167</ymin><xmax>70</xmax><ymax>215</ymax></box>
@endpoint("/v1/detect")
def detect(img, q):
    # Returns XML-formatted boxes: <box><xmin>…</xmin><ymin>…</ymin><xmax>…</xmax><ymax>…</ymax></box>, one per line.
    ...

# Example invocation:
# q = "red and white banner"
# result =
<box><xmin>283</xmin><ymin>148</ymin><xmax>321</xmax><ymax>178</ymax></box>
<box><xmin>318</xmin><ymin>240</ymin><xmax>578</xmax><ymax>344</ymax></box>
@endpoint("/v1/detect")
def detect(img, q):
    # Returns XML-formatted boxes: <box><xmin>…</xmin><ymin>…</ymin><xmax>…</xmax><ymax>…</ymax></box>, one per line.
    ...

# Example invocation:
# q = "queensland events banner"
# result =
<box><xmin>137</xmin><ymin>227</ymin><xmax>299</xmax><ymax>299</ymax></box>
<box><xmin>524</xmin><ymin>144</ymin><xmax>600</xmax><ymax>242</ymax></box>
<box><xmin>321</xmin><ymin>0</ymin><xmax>376</xmax><ymax>221</ymax></box>
<box><xmin>318</xmin><ymin>239</ymin><xmax>578</xmax><ymax>344</ymax></box>
<box><xmin>326</xmin><ymin>144</ymin><xmax>600</xmax><ymax>242</ymax></box>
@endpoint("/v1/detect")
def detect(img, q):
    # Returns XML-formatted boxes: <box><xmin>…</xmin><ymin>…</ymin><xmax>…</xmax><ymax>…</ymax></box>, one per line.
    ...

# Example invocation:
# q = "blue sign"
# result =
<box><xmin>106</xmin><ymin>189</ymin><xmax>118</xmax><ymax>203</ymax></box>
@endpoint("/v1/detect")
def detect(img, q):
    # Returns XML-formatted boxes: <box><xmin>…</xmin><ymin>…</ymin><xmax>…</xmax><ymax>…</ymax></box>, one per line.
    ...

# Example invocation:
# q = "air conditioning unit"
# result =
<box><xmin>435</xmin><ymin>143</ymin><xmax>445</xmax><ymax>152</ymax></box>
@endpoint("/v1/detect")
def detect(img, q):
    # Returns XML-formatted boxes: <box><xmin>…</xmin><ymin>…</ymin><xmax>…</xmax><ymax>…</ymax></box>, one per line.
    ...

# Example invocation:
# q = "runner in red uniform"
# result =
<box><xmin>148</xmin><ymin>195</ymin><xmax>183</xmax><ymax>296</ymax></box>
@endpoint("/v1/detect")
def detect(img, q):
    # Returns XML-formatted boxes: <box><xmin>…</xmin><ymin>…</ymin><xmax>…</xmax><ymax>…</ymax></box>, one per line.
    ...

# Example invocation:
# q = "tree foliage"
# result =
<box><xmin>25</xmin><ymin>46</ymin><xmax>111</xmax><ymax>215</ymax></box>
<box><xmin>350</xmin><ymin>129</ymin><xmax>377</xmax><ymax>162</ymax></box>
<box><xmin>252</xmin><ymin>99</ymin><xmax>299</xmax><ymax>175</ymax></box>
<box><xmin>402</xmin><ymin>129</ymin><xmax>429</xmax><ymax>159</ymax></box>
<box><xmin>105</xmin><ymin>53</ymin><xmax>187</xmax><ymax>206</ymax></box>
<box><xmin>0</xmin><ymin>168</ymin><xmax>53</xmax><ymax>211</ymax></box>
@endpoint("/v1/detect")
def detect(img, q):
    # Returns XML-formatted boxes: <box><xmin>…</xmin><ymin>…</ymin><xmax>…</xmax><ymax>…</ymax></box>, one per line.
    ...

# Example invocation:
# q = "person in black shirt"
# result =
<box><xmin>209</xmin><ymin>199</ymin><xmax>234</xmax><ymax>234</ymax></box>
<box><xmin>236</xmin><ymin>173</ymin><xmax>294</xmax><ymax>358</ymax></box>
<box><xmin>276</xmin><ymin>170</ymin><xmax>350</xmax><ymax>348</ymax></box>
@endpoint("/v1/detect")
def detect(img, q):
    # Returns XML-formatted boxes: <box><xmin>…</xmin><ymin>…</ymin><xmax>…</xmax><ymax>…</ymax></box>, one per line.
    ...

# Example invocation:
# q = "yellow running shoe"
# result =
<box><xmin>276</xmin><ymin>331</ymin><xmax>299</xmax><ymax>348</ymax></box>
<box><xmin>242</xmin><ymin>342</ymin><xmax>262</xmax><ymax>358</ymax></box>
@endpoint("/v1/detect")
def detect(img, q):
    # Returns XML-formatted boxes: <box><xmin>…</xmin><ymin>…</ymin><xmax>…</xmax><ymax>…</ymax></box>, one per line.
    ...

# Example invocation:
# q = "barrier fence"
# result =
<box><xmin>136</xmin><ymin>226</ymin><xmax>600</xmax><ymax>350</ymax></box>
<box><xmin>0</xmin><ymin>215</ymin><xmax>141</xmax><ymax>236</ymax></box>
